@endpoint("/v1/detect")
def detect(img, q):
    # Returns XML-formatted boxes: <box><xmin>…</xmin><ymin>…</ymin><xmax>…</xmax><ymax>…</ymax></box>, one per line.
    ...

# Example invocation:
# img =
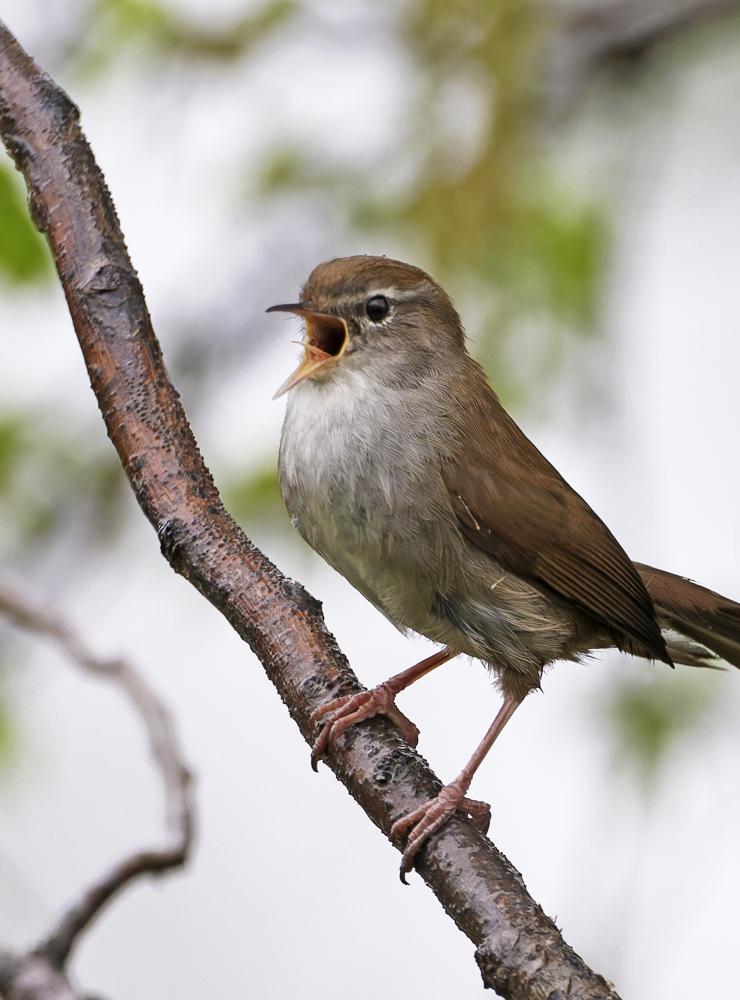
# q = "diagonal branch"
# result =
<box><xmin>0</xmin><ymin>21</ymin><xmax>619</xmax><ymax>1000</ymax></box>
<box><xmin>0</xmin><ymin>580</ymin><xmax>193</xmax><ymax>998</ymax></box>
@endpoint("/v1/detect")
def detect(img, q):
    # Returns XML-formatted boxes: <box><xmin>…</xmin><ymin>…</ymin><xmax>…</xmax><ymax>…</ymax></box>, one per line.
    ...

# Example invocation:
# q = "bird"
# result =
<box><xmin>268</xmin><ymin>254</ymin><xmax>740</xmax><ymax>880</ymax></box>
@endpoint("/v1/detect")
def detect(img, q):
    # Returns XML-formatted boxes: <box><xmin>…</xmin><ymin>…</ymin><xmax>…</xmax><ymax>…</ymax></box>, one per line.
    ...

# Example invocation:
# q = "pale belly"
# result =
<box><xmin>278</xmin><ymin>371</ymin><xmax>582</xmax><ymax>685</ymax></box>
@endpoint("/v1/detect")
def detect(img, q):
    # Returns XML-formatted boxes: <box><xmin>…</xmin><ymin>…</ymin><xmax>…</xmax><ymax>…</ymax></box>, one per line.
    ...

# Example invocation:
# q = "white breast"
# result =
<box><xmin>280</xmin><ymin>368</ymin><xmax>398</xmax><ymax>514</ymax></box>
<box><xmin>278</xmin><ymin>366</ymin><xmax>457</xmax><ymax>632</ymax></box>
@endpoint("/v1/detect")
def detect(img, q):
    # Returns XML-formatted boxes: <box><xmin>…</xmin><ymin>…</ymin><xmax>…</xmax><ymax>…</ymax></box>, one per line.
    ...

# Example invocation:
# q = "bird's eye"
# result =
<box><xmin>365</xmin><ymin>295</ymin><xmax>390</xmax><ymax>323</ymax></box>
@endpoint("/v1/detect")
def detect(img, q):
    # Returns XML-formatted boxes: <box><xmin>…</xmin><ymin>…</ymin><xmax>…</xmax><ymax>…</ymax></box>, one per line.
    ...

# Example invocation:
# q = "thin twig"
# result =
<box><xmin>0</xmin><ymin>580</ymin><xmax>194</xmax><ymax>987</ymax></box>
<box><xmin>0</xmin><ymin>20</ymin><xmax>619</xmax><ymax>999</ymax></box>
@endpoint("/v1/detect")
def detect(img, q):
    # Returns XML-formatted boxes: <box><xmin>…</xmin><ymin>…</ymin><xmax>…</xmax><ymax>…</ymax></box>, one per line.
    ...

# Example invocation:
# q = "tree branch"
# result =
<box><xmin>0</xmin><ymin>21</ymin><xmax>620</xmax><ymax>999</ymax></box>
<box><xmin>0</xmin><ymin>948</ymin><xmax>83</xmax><ymax>1000</ymax></box>
<box><xmin>549</xmin><ymin>0</ymin><xmax>740</xmax><ymax>111</ymax></box>
<box><xmin>0</xmin><ymin>580</ymin><xmax>194</xmax><ymax>999</ymax></box>
<box><xmin>567</xmin><ymin>0</ymin><xmax>740</xmax><ymax>69</ymax></box>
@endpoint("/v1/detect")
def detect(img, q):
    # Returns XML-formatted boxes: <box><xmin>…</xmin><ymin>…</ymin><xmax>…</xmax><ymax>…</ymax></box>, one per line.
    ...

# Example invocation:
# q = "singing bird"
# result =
<box><xmin>268</xmin><ymin>255</ymin><xmax>740</xmax><ymax>879</ymax></box>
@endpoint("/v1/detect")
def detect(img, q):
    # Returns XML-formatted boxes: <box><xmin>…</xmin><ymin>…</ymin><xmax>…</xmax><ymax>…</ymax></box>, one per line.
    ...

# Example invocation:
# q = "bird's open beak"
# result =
<box><xmin>266</xmin><ymin>302</ymin><xmax>350</xmax><ymax>399</ymax></box>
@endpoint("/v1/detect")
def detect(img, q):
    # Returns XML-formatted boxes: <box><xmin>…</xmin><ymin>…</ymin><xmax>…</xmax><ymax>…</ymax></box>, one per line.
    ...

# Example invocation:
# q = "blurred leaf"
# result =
<box><xmin>258</xmin><ymin>148</ymin><xmax>314</xmax><ymax>195</ymax></box>
<box><xmin>0</xmin><ymin>691</ymin><xmax>14</xmax><ymax>770</ymax></box>
<box><xmin>0</xmin><ymin>649</ymin><xmax>16</xmax><ymax>773</ymax></box>
<box><xmin>0</xmin><ymin>409</ymin><xmax>129</xmax><ymax>553</ymax></box>
<box><xmin>83</xmin><ymin>0</ymin><xmax>297</xmax><ymax>66</ymax></box>
<box><xmin>599</xmin><ymin>669</ymin><xmax>719</xmax><ymax>788</ymax></box>
<box><xmin>104</xmin><ymin>0</ymin><xmax>170</xmax><ymax>39</ymax></box>
<box><xmin>496</xmin><ymin>196</ymin><xmax>608</xmax><ymax>327</ymax></box>
<box><xmin>253</xmin><ymin>0</ymin><xmax>608</xmax><ymax>403</ymax></box>
<box><xmin>0</xmin><ymin>164</ymin><xmax>51</xmax><ymax>285</ymax></box>
<box><xmin>223</xmin><ymin>462</ymin><xmax>284</xmax><ymax>525</ymax></box>
<box><xmin>0</xmin><ymin>413</ymin><xmax>26</xmax><ymax>482</ymax></box>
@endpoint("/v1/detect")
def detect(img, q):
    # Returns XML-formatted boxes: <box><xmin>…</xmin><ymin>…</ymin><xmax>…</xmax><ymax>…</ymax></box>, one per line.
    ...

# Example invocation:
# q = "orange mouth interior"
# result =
<box><xmin>306</xmin><ymin>313</ymin><xmax>348</xmax><ymax>359</ymax></box>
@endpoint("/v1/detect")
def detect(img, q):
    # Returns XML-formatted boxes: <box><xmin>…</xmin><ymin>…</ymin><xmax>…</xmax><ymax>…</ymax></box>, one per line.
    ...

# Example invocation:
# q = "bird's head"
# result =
<box><xmin>267</xmin><ymin>255</ymin><xmax>464</xmax><ymax>397</ymax></box>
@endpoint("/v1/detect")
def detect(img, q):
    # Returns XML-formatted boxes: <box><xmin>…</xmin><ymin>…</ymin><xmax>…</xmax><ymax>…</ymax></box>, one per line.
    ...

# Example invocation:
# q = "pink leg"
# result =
<box><xmin>391</xmin><ymin>692</ymin><xmax>522</xmax><ymax>882</ymax></box>
<box><xmin>310</xmin><ymin>646</ymin><xmax>456</xmax><ymax>770</ymax></box>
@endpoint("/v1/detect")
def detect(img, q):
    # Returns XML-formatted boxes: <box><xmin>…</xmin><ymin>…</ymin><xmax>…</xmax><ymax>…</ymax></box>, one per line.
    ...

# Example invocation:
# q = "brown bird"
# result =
<box><xmin>269</xmin><ymin>255</ymin><xmax>740</xmax><ymax>880</ymax></box>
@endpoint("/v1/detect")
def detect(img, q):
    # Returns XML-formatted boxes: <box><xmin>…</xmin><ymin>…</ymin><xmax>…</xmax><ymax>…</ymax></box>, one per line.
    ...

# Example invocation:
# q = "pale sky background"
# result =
<box><xmin>1</xmin><ymin>3</ymin><xmax>739</xmax><ymax>999</ymax></box>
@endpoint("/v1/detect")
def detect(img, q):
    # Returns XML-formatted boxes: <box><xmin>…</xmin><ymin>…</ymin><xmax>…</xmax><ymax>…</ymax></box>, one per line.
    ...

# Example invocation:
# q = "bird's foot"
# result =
<box><xmin>390</xmin><ymin>780</ymin><xmax>491</xmax><ymax>883</ymax></box>
<box><xmin>310</xmin><ymin>683</ymin><xmax>420</xmax><ymax>770</ymax></box>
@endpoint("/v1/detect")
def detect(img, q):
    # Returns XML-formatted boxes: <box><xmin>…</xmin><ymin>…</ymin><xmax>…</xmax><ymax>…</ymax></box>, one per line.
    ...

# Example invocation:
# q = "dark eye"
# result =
<box><xmin>365</xmin><ymin>295</ymin><xmax>390</xmax><ymax>323</ymax></box>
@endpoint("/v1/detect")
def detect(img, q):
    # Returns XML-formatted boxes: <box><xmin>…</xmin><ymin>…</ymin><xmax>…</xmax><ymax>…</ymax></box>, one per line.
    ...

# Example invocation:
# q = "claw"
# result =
<box><xmin>464</xmin><ymin>796</ymin><xmax>491</xmax><ymax>834</ymax></box>
<box><xmin>310</xmin><ymin>684</ymin><xmax>420</xmax><ymax>769</ymax></box>
<box><xmin>390</xmin><ymin>783</ymin><xmax>491</xmax><ymax>881</ymax></box>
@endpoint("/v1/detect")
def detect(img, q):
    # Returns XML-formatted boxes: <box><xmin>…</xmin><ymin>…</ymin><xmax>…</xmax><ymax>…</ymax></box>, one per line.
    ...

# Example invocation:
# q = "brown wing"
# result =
<box><xmin>443</xmin><ymin>392</ymin><xmax>670</xmax><ymax>664</ymax></box>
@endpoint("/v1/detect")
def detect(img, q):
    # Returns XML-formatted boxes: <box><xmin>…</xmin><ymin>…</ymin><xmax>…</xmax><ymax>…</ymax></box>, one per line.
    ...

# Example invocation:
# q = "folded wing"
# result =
<box><xmin>443</xmin><ymin>394</ymin><xmax>670</xmax><ymax>664</ymax></box>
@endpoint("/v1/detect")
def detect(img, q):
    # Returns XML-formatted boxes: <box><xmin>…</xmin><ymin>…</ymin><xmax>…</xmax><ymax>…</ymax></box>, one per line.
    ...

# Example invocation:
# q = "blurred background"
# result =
<box><xmin>1</xmin><ymin>1</ymin><xmax>739</xmax><ymax>997</ymax></box>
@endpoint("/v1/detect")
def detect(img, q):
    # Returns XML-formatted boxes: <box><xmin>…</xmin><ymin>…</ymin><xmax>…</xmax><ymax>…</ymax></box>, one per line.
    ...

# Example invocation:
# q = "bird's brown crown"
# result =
<box><xmin>299</xmin><ymin>255</ymin><xmax>465</xmax><ymax>350</ymax></box>
<box><xmin>301</xmin><ymin>255</ymin><xmax>438</xmax><ymax>310</ymax></box>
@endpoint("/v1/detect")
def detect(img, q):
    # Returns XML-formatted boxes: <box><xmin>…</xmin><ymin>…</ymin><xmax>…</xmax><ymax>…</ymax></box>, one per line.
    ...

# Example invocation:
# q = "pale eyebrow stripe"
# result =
<box><xmin>337</xmin><ymin>285</ymin><xmax>426</xmax><ymax>305</ymax></box>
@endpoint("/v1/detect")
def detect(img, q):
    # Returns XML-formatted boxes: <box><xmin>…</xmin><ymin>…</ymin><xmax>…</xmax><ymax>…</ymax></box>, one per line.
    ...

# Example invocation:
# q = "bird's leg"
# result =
<box><xmin>391</xmin><ymin>692</ymin><xmax>522</xmax><ymax>882</ymax></box>
<box><xmin>310</xmin><ymin>646</ymin><xmax>456</xmax><ymax>770</ymax></box>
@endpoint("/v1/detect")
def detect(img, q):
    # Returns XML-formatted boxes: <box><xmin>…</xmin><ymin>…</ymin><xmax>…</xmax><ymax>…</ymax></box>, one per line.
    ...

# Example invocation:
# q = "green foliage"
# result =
<box><xmin>599</xmin><ymin>669</ymin><xmax>718</xmax><ymax>788</ymax></box>
<box><xmin>222</xmin><ymin>462</ymin><xmax>284</xmax><ymax>526</ymax></box>
<box><xmin>0</xmin><ymin>410</ymin><xmax>128</xmax><ymax>553</ymax></box>
<box><xmin>0</xmin><ymin>413</ymin><xmax>26</xmax><ymax>483</ymax></box>
<box><xmin>258</xmin><ymin>148</ymin><xmax>313</xmax><ymax>195</ymax></box>
<box><xmin>82</xmin><ymin>0</ymin><xmax>297</xmax><ymax>65</ymax></box>
<box><xmin>0</xmin><ymin>649</ymin><xmax>16</xmax><ymax>773</ymax></box>
<box><xmin>0</xmin><ymin>690</ymin><xmax>14</xmax><ymax>770</ymax></box>
<box><xmin>398</xmin><ymin>0</ymin><xmax>606</xmax><ymax>336</ymax></box>
<box><xmin>0</xmin><ymin>163</ymin><xmax>51</xmax><ymax>285</ymax></box>
<box><xmin>492</xmin><ymin>196</ymin><xmax>607</xmax><ymax>328</ymax></box>
<box><xmin>255</xmin><ymin>0</ymin><xmax>607</xmax><ymax>402</ymax></box>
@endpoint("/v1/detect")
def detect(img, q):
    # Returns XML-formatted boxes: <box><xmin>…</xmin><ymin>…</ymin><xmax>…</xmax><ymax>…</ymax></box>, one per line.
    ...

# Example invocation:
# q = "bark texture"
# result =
<box><xmin>0</xmin><ymin>20</ymin><xmax>620</xmax><ymax>999</ymax></box>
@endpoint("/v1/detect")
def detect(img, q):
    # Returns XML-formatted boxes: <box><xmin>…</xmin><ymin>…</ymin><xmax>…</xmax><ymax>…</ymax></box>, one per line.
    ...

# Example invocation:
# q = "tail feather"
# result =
<box><xmin>635</xmin><ymin>562</ymin><xmax>740</xmax><ymax>669</ymax></box>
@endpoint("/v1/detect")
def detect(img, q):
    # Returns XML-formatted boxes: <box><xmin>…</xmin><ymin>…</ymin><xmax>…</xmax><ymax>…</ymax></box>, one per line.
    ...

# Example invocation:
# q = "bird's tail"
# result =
<box><xmin>635</xmin><ymin>562</ymin><xmax>740</xmax><ymax>669</ymax></box>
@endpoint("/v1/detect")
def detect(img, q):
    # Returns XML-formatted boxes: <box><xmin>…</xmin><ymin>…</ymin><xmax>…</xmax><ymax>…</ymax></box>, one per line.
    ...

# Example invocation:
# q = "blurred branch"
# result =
<box><xmin>0</xmin><ymin>20</ymin><xmax>619</xmax><ymax>1000</ymax></box>
<box><xmin>567</xmin><ymin>0</ymin><xmax>740</xmax><ymax>67</ymax></box>
<box><xmin>0</xmin><ymin>580</ymin><xmax>193</xmax><ymax>998</ymax></box>
<box><xmin>0</xmin><ymin>950</ymin><xmax>84</xmax><ymax>1000</ymax></box>
<box><xmin>551</xmin><ymin>0</ymin><xmax>740</xmax><ymax>107</ymax></box>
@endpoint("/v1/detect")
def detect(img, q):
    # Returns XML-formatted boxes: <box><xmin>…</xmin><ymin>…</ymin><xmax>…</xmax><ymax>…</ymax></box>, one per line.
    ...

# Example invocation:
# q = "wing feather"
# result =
<box><xmin>444</xmin><ymin>388</ymin><xmax>670</xmax><ymax>664</ymax></box>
